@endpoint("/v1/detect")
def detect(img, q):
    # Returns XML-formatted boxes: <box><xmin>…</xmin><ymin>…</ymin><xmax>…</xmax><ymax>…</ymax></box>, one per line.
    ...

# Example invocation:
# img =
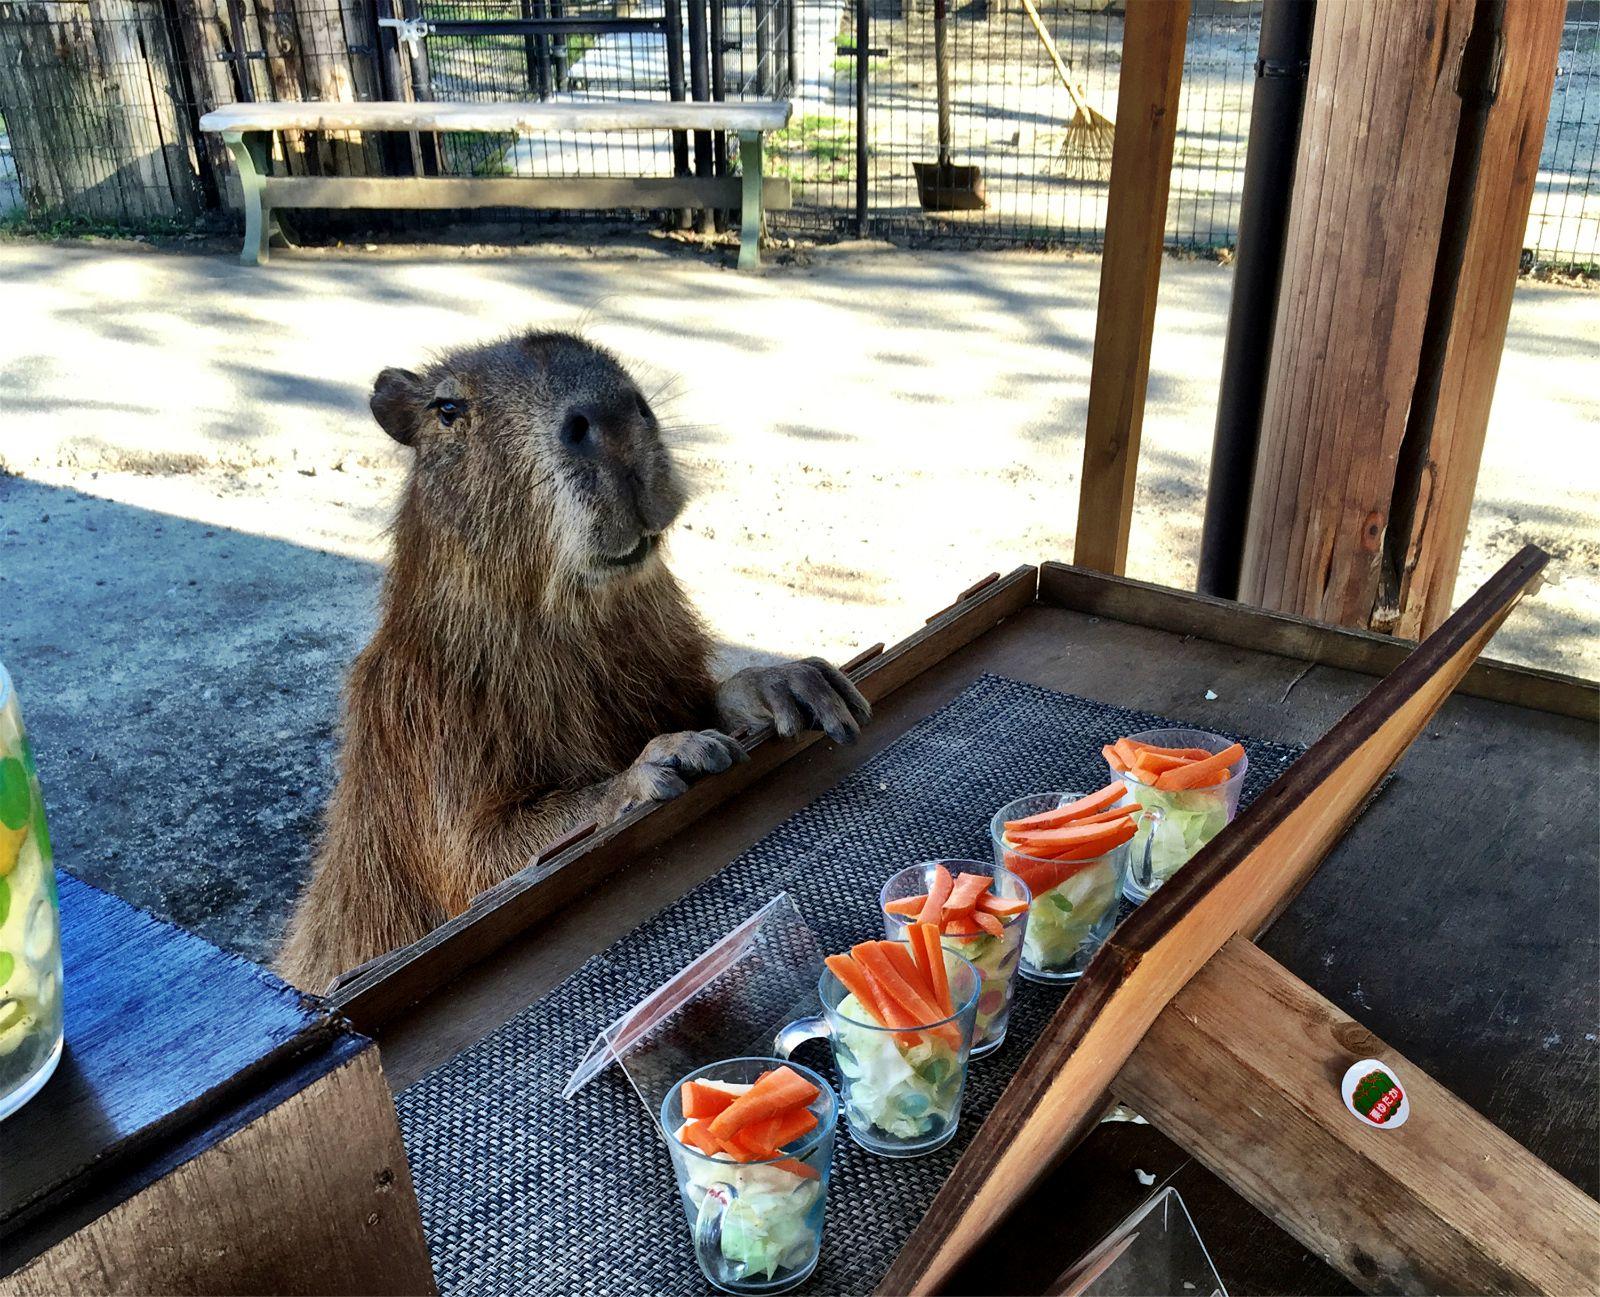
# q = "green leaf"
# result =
<box><xmin>0</xmin><ymin>758</ymin><xmax>28</xmax><ymax>831</ymax></box>
<box><xmin>0</xmin><ymin>951</ymin><xmax>12</xmax><ymax>985</ymax></box>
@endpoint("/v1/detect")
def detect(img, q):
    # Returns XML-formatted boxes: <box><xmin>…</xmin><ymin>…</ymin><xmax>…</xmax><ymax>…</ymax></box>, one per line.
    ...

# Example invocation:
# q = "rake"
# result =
<box><xmin>1018</xmin><ymin>0</ymin><xmax>1115</xmax><ymax>182</ymax></box>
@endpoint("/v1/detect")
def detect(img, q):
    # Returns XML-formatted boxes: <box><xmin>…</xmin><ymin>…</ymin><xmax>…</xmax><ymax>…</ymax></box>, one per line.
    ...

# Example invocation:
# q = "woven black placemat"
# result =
<box><xmin>396</xmin><ymin>674</ymin><xmax>1302</xmax><ymax>1297</ymax></box>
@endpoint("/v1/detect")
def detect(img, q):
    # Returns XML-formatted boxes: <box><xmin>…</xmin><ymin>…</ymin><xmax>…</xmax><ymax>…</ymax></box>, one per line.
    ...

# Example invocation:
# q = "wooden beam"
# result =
<box><xmin>0</xmin><ymin>1046</ymin><xmax>435</xmax><ymax>1297</ymax></box>
<box><xmin>200</xmin><ymin>98</ymin><xmax>791</xmax><ymax>133</ymax></box>
<box><xmin>1070</xmin><ymin>0</ymin><xmax>1189</xmax><ymax>575</ymax></box>
<box><xmin>258</xmin><ymin>174</ymin><xmax>793</xmax><ymax>211</ymax></box>
<box><xmin>878</xmin><ymin>546</ymin><xmax>1547</xmax><ymax>1294</ymax></box>
<box><xmin>329</xmin><ymin>566</ymin><xmax>1039</xmax><ymax>1030</ymax></box>
<box><xmin>1118</xmin><ymin>937</ymin><xmax>1600</xmax><ymax>1295</ymax></box>
<box><xmin>1037</xmin><ymin>562</ymin><xmax>1596</xmax><ymax>721</ymax></box>
<box><xmin>1386</xmin><ymin>0</ymin><xmax>1566</xmax><ymax>639</ymax></box>
<box><xmin>1238</xmin><ymin>0</ymin><xmax>1474</xmax><ymax>623</ymax></box>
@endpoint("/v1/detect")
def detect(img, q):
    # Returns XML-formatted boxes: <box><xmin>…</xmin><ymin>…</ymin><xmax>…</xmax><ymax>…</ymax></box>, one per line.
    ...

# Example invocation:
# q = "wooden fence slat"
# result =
<box><xmin>1070</xmin><ymin>0</ymin><xmax>1189</xmax><ymax>575</ymax></box>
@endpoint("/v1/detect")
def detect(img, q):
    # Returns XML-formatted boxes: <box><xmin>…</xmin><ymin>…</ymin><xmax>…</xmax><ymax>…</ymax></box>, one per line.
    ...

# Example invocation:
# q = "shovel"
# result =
<box><xmin>913</xmin><ymin>0</ymin><xmax>985</xmax><ymax>211</ymax></box>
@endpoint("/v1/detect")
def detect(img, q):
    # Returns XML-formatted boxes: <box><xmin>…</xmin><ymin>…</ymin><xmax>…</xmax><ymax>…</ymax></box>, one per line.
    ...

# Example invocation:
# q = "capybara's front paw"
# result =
<box><xmin>601</xmin><ymin>729</ymin><xmax>749</xmax><ymax>819</ymax></box>
<box><xmin>716</xmin><ymin>657</ymin><xmax>872</xmax><ymax>745</ymax></box>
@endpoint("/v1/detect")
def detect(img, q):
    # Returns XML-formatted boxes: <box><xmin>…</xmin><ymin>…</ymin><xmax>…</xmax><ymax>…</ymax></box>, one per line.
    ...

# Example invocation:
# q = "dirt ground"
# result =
<box><xmin>1</xmin><ymin>234</ymin><xmax>1595</xmax><ymax>961</ymax></box>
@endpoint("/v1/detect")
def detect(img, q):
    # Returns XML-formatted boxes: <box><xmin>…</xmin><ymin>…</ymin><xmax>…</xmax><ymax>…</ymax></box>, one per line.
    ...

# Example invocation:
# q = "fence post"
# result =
<box><xmin>855</xmin><ymin>0</ymin><xmax>868</xmax><ymax>236</ymax></box>
<box><xmin>1072</xmin><ymin>0</ymin><xmax>1190</xmax><ymax>574</ymax></box>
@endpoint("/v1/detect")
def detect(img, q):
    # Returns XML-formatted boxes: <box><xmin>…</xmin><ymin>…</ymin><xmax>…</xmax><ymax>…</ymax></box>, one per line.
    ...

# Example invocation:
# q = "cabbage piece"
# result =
<box><xmin>677</xmin><ymin>1129</ymin><xmax>823</xmax><ymax>1281</ymax></box>
<box><xmin>834</xmin><ymin>994</ymin><xmax>960</xmax><ymax>1138</ymax></box>
<box><xmin>1126</xmin><ymin>783</ymin><xmax>1230</xmax><ymax>884</ymax></box>
<box><xmin>932</xmin><ymin>925</ymin><xmax>1021</xmax><ymax>1044</ymax></box>
<box><xmin>1022</xmin><ymin>858</ymin><xmax>1117</xmax><ymax>971</ymax></box>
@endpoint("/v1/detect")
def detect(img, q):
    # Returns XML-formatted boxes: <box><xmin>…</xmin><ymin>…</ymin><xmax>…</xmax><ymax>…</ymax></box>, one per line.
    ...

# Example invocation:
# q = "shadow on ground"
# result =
<box><xmin>2</xmin><ymin>473</ymin><xmax>379</xmax><ymax>963</ymax></box>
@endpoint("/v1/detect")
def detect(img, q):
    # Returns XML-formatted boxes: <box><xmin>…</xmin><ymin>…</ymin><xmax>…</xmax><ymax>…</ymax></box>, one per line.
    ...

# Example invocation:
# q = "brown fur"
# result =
<box><xmin>278</xmin><ymin>332</ymin><xmax>719</xmax><ymax>988</ymax></box>
<box><xmin>278</xmin><ymin>330</ymin><xmax>870</xmax><ymax>991</ymax></box>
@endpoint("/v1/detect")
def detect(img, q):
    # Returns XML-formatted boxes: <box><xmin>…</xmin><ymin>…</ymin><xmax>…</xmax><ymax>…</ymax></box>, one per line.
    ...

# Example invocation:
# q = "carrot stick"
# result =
<box><xmin>1126</xmin><ymin>740</ymin><xmax>1213</xmax><ymax>761</ymax></box>
<box><xmin>944</xmin><ymin>915</ymin><xmax>980</xmax><ymax>936</ymax></box>
<box><xmin>707</xmin><ymin>1066</ymin><xmax>820</xmax><ymax>1140</ymax></box>
<box><xmin>1046</xmin><ymin>819</ymin><xmax>1138</xmax><ymax>860</ymax></box>
<box><xmin>1003</xmin><ymin>782</ymin><xmax>1125</xmax><ymax>832</ymax></box>
<box><xmin>916</xmin><ymin>922</ymin><xmax>951</xmax><ymax>1017</ymax></box>
<box><xmin>1102</xmin><ymin>742</ymin><xmax>1127</xmax><ymax>772</ymax></box>
<box><xmin>905</xmin><ymin>921</ymin><xmax>935</xmax><ymax>989</ymax></box>
<box><xmin>853</xmin><ymin>941</ymin><xmax>942</xmax><ymax>1025</ymax></box>
<box><xmin>1129</xmin><ymin>749</ymin><xmax>1191</xmax><ymax>773</ymax></box>
<box><xmin>974</xmin><ymin>911</ymin><xmax>1005</xmax><ymax>939</ymax></box>
<box><xmin>825</xmin><ymin>953</ymin><xmax>891</xmax><ymax>1026</ymax></box>
<box><xmin>1114</xmin><ymin>738</ymin><xmax>1142</xmax><ymax>768</ymax></box>
<box><xmin>1009</xmin><ymin>817</ymin><xmax>1136</xmax><ymax>853</ymax></box>
<box><xmin>885</xmin><ymin>896</ymin><xmax>926</xmax><ymax>916</ymax></box>
<box><xmin>881</xmin><ymin>939</ymin><xmax>937</xmax><ymax>1008</ymax></box>
<box><xmin>1156</xmin><ymin>741</ymin><xmax>1244</xmax><ymax>790</ymax></box>
<box><xmin>678</xmin><ymin>1120</ymin><xmax>726</xmax><ymax>1158</ymax></box>
<box><xmin>735</xmin><ymin>1106</ymin><xmax>818</xmax><ymax>1157</ymax></box>
<box><xmin>682</xmin><ymin>1079</ymin><xmax>747</xmax><ymax>1119</ymax></box>
<box><xmin>942</xmin><ymin>872</ymin><xmax>992</xmax><ymax>918</ymax></box>
<box><xmin>1004</xmin><ymin>802</ymin><xmax>1132</xmax><ymax>831</ymax></box>
<box><xmin>978</xmin><ymin>894</ymin><xmax>1029</xmax><ymax>916</ymax></box>
<box><xmin>773</xmin><ymin>1158</ymin><xmax>821</xmax><ymax>1180</ymax></box>
<box><xmin>917</xmin><ymin>864</ymin><xmax>954</xmax><ymax>927</ymax></box>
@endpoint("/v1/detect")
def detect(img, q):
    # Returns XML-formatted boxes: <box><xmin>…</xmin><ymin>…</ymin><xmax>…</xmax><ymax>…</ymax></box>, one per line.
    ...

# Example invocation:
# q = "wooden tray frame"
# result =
<box><xmin>325</xmin><ymin>550</ymin><xmax>1598</xmax><ymax>1295</ymax></box>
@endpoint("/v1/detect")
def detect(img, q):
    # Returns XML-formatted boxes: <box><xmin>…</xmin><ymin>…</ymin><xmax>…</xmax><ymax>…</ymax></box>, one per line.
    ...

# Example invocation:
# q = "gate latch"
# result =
<box><xmin>378</xmin><ymin>15</ymin><xmax>434</xmax><ymax>56</ymax></box>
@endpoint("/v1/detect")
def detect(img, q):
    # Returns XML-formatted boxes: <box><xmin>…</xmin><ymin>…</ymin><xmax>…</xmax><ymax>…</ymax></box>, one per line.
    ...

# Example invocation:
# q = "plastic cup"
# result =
<box><xmin>661</xmin><ymin>1056</ymin><xmax>838</xmax><ymax>1295</ymax></box>
<box><xmin>776</xmin><ymin>951</ymin><xmax>980</xmax><ymax>1158</ymax></box>
<box><xmin>1110</xmin><ymin>728</ymin><xmax>1247</xmax><ymax>903</ymax></box>
<box><xmin>0</xmin><ymin>662</ymin><xmax>63</xmax><ymax>1122</ymax></box>
<box><xmin>878</xmin><ymin>860</ymin><xmax>1028</xmax><ymax>1057</ymax></box>
<box><xmin>990</xmin><ymin>792</ymin><xmax>1132</xmax><ymax>984</ymax></box>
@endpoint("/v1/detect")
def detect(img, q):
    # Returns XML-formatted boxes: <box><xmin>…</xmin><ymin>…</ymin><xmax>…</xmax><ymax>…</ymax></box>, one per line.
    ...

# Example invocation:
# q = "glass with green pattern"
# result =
<box><xmin>0</xmin><ymin>662</ymin><xmax>63</xmax><ymax>1120</ymax></box>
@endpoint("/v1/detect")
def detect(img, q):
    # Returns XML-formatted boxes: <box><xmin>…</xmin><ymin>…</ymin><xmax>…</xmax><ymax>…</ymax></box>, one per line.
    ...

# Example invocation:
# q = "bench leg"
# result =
<box><xmin>223</xmin><ymin>130</ymin><xmax>272</xmax><ymax>266</ymax></box>
<box><xmin>738</xmin><ymin>130</ymin><xmax>764</xmax><ymax>271</ymax></box>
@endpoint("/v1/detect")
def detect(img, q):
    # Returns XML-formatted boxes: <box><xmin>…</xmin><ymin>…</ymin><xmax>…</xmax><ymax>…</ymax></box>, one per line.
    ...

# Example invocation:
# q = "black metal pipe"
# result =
<box><xmin>1195</xmin><ymin>0</ymin><xmax>1316</xmax><ymax>600</ymax></box>
<box><xmin>685</xmin><ymin>0</ymin><xmax>713</xmax><ymax>231</ymax></box>
<box><xmin>785</xmin><ymin>0</ymin><xmax>797</xmax><ymax>94</ymax></box>
<box><xmin>223</xmin><ymin>0</ymin><xmax>255</xmax><ymax>101</ymax></box>
<box><xmin>1373</xmin><ymin>0</ymin><xmax>1505</xmax><ymax>629</ymax></box>
<box><xmin>710</xmin><ymin>0</ymin><xmax>728</xmax><ymax>215</ymax></box>
<box><xmin>663</xmin><ymin>0</ymin><xmax>691</xmax><ymax>228</ymax></box>
<box><xmin>855</xmin><ymin>0</ymin><xmax>869</xmax><ymax>236</ymax></box>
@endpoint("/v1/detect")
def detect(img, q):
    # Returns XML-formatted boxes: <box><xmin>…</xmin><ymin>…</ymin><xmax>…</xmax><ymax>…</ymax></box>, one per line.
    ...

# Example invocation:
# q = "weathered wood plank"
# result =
<box><xmin>1387</xmin><ymin>1</ymin><xmax>1566</xmax><ymax>639</ymax></box>
<box><xmin>258</xmin><ymin>173</ymin><xmax>794</xmax><ymax>211</ymax></box>
<box><xmin>1238</xmin><ymin>0</ymin><xmax>1474</xmax><ymax>623</ymax></box>
<box><xmin>879</xmin><ymin>546</ymin><xmax>1547</xmax><ymax>1294</ymax></box>
<box><xmin>1071</xmin><ymin>0</ymin><xmax>1188</xmax><ymax>574</ymax></box>
<box><xmin>0</xmin><ymin>873</ymin><xmax>337</xmax><ymax>1238</ymax></box>
<box><xmin>1118</xmin><ymin>937</ymin><xmax>1600</xmax><ymax>1295</ymax></box>
<box><xmin>1</xmin><ymin>1046</ymin><xmax>436</xmax><ymax>1297</ymax></box>
<box><xmin>1037</xmin><ymin>561</ymin><xmax>1597</xmax><ymax>720</ymax></box>
<box><xmin>200</xmin><ymin>98</ymin><xmax>792</xmax><ymax>134</ymax></box>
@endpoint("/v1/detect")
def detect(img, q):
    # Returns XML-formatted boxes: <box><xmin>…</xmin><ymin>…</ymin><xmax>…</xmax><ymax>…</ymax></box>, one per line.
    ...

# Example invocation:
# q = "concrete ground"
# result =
<box><xmin>2</xmin><ymin>234</ymin><xmax>1595</xmax><ymax>963</ymax></box>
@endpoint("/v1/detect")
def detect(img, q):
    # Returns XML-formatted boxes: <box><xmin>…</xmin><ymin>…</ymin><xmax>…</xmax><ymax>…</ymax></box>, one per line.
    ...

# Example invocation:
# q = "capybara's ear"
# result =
<box><xmin>369</xmin><ymin>367</ymin><xmax>426</xmax><ymax>446</ymax></box>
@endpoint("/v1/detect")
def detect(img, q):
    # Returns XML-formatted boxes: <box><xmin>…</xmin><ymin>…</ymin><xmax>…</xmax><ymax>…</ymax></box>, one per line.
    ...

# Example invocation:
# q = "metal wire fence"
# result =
<box><xmin>0</xmin><ymin>0</ymin><xmax>1596</xmax><ymax>266</ymax></box>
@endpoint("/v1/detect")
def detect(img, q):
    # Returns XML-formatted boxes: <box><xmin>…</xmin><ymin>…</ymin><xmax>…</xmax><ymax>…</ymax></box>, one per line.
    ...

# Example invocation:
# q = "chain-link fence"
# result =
<box><xmin>0</xmin><ymin>0</ymin><xmax>1596</xmax><ymax>266</ymax></box>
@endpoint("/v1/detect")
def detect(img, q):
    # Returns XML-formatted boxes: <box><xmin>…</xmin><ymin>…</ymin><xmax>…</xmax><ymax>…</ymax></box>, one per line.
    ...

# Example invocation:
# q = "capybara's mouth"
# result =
<box><xmin>602</xmin><ymin>533</ymin><xmax>659</xmax><ymax>569</ymax></box>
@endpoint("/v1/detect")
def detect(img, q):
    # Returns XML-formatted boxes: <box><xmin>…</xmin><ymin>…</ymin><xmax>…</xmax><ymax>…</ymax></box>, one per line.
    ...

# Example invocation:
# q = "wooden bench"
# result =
<box><xmin>197</xmin><ymin>100</ymin><xmax>793</xmax><ymax>270</ymax></box>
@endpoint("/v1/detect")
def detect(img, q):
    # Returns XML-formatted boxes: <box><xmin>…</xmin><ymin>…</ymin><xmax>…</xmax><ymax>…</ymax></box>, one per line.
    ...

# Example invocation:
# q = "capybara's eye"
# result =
<box><xmin>561</xmin><ymin>411</ymin><xmax>593</xmax><ymax>448</ymax></box>
<box><xmin>635</xmin><ymin>393</ymin><xmax>653</xmax><ymax>422</ymax></box>
<box><xmin>430</xmin><ymin>398</ymin><xmax>463</xmax><ymax>428</ymax></box>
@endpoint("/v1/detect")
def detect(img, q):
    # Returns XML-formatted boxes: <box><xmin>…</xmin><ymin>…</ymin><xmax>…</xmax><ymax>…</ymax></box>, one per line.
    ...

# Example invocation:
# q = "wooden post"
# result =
<box><xmin>1118</xmin><ymin>937</ymin><xmax>1600</xmax><ymax>1296</ymax></box>
<box><xmin>1384</xmin><ymin>0</ymin><xmax>1565</xmax><ymax>639</ymax></box>
<box><xmin>1237</xmin><ymin>0</ymin><xmax>1477</xmax><ymax>625</ymax></box>
<box><xmin>1070</xmin><ymin>0</ymin><xmax>1188</xmax><ymax>575</ymax></box>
